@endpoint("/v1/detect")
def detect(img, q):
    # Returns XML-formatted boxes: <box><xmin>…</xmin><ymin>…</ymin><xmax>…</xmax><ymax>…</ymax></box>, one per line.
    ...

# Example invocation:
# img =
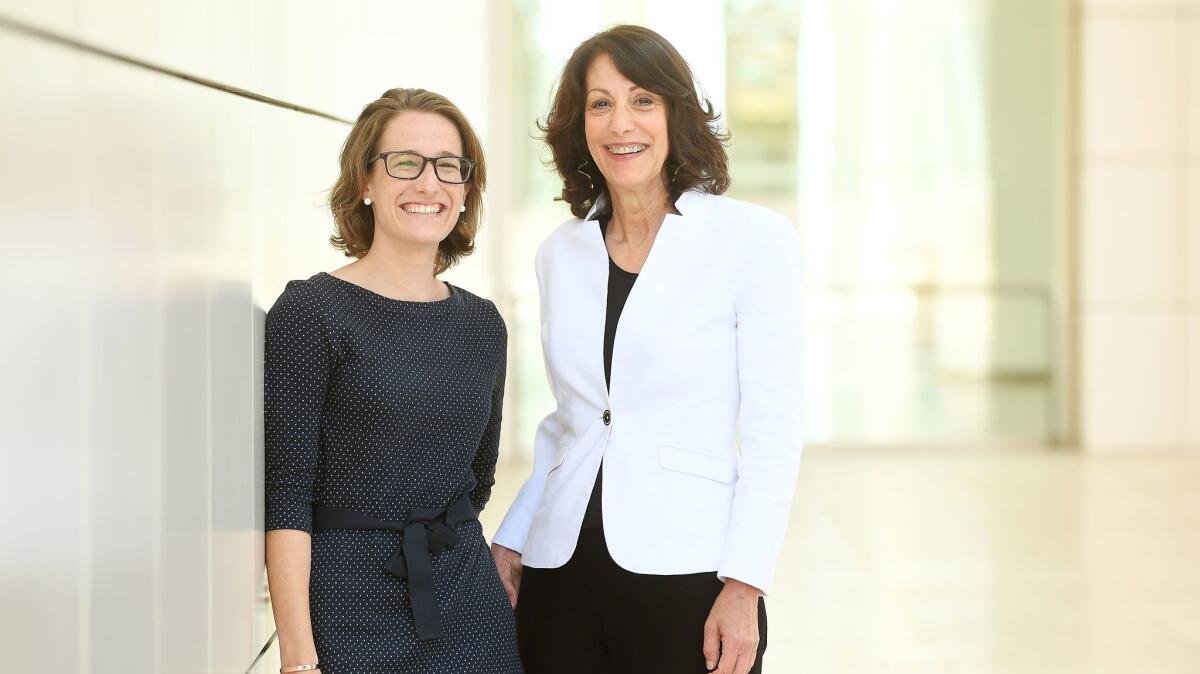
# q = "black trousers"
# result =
<box><xmin>515</xmin><ymin>527</ymin><xmax>767</xmax><ymax>674</ymax></box>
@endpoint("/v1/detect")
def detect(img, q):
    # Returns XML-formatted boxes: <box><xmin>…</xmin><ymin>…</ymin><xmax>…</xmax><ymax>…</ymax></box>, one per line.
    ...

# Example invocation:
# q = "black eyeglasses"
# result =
<box><xmin>369</xmin><ymin>151</ymin><xmax>476</xmax><ymax>184</ymax></box>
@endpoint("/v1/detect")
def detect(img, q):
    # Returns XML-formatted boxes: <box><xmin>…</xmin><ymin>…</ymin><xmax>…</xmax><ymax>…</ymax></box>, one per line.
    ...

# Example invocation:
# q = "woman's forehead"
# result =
<box><xmin>378</xmin><ymin>111</ymin><xmax>463</xmax><ymax>154</ymax></box>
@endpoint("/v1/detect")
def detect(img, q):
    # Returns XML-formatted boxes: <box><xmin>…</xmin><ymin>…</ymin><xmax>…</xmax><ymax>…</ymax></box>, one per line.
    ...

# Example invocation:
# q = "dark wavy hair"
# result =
<box><xmin>329</xmin><ymin>88</ymin><xmax>487</xmax><ymax>274</ymax></box>
<box><xmin>540</xmin><ymin>25</ymin><xmax>730</xmax><ymax>219</ymax></box>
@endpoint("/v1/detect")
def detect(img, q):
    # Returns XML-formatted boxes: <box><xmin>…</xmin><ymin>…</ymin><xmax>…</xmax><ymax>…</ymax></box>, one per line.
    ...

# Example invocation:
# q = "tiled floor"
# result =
<box><xmin>482</xmin><ymin>446</ymin><xmax>1200</xmax><ymax>673</ymax></box>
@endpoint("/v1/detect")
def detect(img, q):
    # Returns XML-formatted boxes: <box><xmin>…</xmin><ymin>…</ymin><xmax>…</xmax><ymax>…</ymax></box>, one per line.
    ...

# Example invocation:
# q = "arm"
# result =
<box><xmin>491</xmin><ymin>409</ymin><xmax>566</xmax><ymax>552</ymax></box>
<box><xmin>470</xmin><ymin>309</ymin><xmax>507</xmax><ymax>513</ymax></box>
<box><xmin>266</xmin><ymin>531</ymin><xmax>320</xmax><ymax>670</ymax></box>
<box><xmin>704</xmin><ymin>214</ymin><xmax>804</xmax><ymax>674</ymax></box>
<box><xmin>491</xmin><ymin>243</ymin><xmax>566</xmax><ymax>606</ymax></box>
<box><xmin>718</xmin><ymin>213</ymin><xmax>805</xmax><ymax>594</ymax></box>
<box><xmin>492</xmin><ymin>244</ymin><xmax>566</xmax><ymax>554</ymax></box>
<box><xmin>263</xmin><ymin>282</ymin><xmax>333</xmax><ymax>671</ymax></box>
<box><xmin>490</xmin><ymin>404</ymin><xmax>566</xmax><ymax>606</ymax></box>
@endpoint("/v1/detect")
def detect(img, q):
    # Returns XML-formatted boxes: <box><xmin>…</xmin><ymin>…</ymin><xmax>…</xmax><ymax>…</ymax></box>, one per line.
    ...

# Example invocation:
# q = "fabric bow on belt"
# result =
<box><xmin>312</xmin><ymin>493</ymin><xmax>477</xmax><ymax>640</ymax></box>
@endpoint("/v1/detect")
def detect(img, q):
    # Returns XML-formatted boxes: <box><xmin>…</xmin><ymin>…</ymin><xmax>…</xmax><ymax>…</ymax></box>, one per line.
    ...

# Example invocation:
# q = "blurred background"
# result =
<box><xmin>1</xmin><ymin>0</ymin><xmax>1197</xmax><ymax>672</ymax></box>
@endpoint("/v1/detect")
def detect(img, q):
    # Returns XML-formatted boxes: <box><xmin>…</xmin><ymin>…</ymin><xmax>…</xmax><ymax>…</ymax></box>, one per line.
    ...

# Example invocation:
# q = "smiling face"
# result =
<box><xmin>363</xmin><ymin>111</ymin><xmax>468</xmax><ymax>252</ymax></box>
<box><xmin>583</xmin><ymin>52</ymin><xmax>670</xmax><ymax>199</ymax></box>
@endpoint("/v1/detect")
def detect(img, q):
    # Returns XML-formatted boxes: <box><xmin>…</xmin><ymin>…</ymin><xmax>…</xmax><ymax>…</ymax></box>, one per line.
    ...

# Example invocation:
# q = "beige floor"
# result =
<box><xmin>481</xmin><ymin>446</ymin><xmax>1200</xmax><ymax>674</ymax></box>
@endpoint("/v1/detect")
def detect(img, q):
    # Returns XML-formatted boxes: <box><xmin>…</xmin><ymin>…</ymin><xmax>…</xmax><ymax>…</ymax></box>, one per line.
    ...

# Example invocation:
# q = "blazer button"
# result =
<box><xmin>602</xmin><ymin>409</ymin><xmax>612</xmax><ymax>426</ymax></box>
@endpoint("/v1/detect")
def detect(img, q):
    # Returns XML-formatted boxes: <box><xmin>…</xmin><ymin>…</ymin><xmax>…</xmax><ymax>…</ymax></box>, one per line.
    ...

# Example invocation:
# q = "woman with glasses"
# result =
<box><xmin>264</xmin><ymin>88</ymin><xmax>521</xmax><ymax>674</ymax></box>
<box><xmin>491</xmin><ymin>26</ymin><xmax>803</xmax><ymax>674</ymax></box>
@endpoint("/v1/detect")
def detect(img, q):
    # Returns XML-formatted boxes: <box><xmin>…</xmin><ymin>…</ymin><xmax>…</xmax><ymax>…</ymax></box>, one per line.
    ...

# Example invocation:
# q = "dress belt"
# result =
<box><xmin>312</xmin><ymin>493</ymin><xmax>477</xmax><ymax>641</ymax></box>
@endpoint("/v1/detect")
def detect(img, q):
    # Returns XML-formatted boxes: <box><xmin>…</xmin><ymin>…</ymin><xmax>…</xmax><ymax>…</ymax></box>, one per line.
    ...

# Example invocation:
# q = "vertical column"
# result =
<box><xmin>1185</xmin><ymin>6</ymin><xmax>1200</xmax><ymax>448</ymax></box>
<box><xmin>1077</xmin><ymin>0</ymin><xmax>1189</xmax><ymax>449</ymax></box>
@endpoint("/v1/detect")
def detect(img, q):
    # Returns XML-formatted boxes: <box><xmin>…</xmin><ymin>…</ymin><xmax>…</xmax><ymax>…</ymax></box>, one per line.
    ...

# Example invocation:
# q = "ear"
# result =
<box><xmin>360</xmin><ymin>166</ymin><xmax>376</xmax><ymax>199</ymax></box>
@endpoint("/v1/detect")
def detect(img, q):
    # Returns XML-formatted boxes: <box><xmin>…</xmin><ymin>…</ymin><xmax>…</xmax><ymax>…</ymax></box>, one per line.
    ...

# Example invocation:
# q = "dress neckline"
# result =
<box><xmin>318</xmin><ymin>272</ymin><xmax>463</xmax><ymax>311</ymax></box>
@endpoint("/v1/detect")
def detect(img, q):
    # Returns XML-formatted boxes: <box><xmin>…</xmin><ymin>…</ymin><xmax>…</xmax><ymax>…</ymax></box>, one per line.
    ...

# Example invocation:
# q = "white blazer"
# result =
<box><xmin>493</xmin><ymin>189</ymin><xmax>803</xmax><ymax>594</ymax></box>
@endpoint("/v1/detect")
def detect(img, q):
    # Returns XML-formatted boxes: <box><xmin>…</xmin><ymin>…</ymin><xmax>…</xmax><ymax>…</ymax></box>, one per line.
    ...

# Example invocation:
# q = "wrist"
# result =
<box><xmin>723</xmin><ymin>577</ymin><xmax>763</xmax><ymax>598</ymax></box>
<box><xmin>280</xmin><ymin>651</ymin><xmax>319</xmax><ymax>663</ymax></box>
<box><xmin>492</xmin><ymin>542</ymin><xmax>521</xmax><ymax>557</ymax></box>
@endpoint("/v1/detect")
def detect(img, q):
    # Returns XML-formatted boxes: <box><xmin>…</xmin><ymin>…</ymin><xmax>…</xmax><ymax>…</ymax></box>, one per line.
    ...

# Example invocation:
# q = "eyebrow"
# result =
<box><xmin>393</xmin><ymin>149</ymin><xmax>463</xmax><ymax>157</ymax></box>
<box><xmin>586</xmin><ymin>85</ymin><xmax>646</xmax><ymax>96</ymax></box>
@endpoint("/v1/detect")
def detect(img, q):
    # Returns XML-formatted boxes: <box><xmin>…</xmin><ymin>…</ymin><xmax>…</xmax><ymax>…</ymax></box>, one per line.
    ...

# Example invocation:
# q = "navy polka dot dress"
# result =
<box><xmin>265</xmin><ymin>272</ymin><xmax>522</xmax><ymax>674</ymax></box>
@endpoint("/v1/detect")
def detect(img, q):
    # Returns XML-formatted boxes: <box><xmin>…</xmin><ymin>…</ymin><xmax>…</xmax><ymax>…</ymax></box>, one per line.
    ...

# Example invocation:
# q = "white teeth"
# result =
<box><xmin>609</xmin><ymin>144</ymin><xmax>646</xmax><ymax>155</ymax></box>
<box><xmin>402</xmin><ymin>204</ymin><xmax>442</xmax><ymax>214</ymax></box>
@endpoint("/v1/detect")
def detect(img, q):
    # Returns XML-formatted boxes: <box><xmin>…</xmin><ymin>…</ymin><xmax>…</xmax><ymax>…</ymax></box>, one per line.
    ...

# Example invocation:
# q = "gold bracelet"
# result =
<box><xmin>281</xmin><ymin>665</ymin><xmax>319</xmax><ymax>673</ymax></box>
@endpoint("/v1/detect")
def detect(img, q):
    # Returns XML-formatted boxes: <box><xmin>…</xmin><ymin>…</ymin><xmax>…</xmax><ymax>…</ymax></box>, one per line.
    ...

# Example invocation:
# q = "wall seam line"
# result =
<box><xmin>0</xmin><ymin>13</ymin><xmax>352</xmax><ymax>126</ymax></box>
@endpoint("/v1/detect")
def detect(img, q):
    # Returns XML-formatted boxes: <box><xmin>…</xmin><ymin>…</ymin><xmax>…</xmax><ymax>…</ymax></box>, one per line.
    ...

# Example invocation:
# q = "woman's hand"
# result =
<box><xmin>702</xmin><ymin>578</ymin><xmax>762</xmax><ymax>674</ymax></box>
<box><xmin>490</xmin><ymin>543</ymin><xmax>523</xmax><ymax>608</ymax></box>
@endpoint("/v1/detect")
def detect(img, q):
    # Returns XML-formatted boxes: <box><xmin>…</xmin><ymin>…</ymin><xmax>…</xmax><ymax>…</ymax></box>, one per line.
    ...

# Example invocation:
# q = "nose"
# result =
<box><xmin>609</xmin><ymin>101</ymin><xmax>634</xmax><ymax>136</ymax></box>
<box><xmin>413</xmin><ymin>159</ymin><xmax>440</xmax><ymax>192</ymax></box>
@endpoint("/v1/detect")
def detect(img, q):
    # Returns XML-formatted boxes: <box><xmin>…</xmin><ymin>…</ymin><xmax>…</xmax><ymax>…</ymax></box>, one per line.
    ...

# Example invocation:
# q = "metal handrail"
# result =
<box><xmin>806</xmin><ymin>282</ymin><xmax>1058</xmax><ymax>435</ymax></box>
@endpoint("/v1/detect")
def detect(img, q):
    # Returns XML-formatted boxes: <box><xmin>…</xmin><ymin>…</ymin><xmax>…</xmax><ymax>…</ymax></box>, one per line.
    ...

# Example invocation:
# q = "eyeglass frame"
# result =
<box><xmin>368</xmin><ymin>151</ymin><xmax>477</xmax><ymax>185</ymax></box>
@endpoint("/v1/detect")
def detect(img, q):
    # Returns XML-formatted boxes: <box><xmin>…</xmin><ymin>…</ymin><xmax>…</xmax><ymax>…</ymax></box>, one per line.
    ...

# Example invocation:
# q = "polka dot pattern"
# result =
<box><xmin>265</xmin><ymin>271</ymin><xmax>521</xmax><ymax>673</ymax></box>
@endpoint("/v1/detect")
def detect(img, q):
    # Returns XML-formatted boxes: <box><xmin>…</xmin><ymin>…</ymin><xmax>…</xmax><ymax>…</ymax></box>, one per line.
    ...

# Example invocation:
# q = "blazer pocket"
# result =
<box><xmin>548</xmin><ymin>442</ymin><xmax>572</xmax><ymax>474</ymax></box>
<box><xmin>658</xmin><ymin>444</ymin><xmax>736</xmax><ymax>484</ymax></box>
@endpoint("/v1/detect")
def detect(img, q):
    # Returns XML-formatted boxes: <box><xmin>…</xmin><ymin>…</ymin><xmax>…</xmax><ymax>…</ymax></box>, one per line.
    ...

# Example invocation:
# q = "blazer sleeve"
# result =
<box><xmin>492</xmin><ymin>242</ymin><xmax>566</xmax><ymax>552</ymax></box>
<box><xmin>717</xmin><ymin>212</ymin><xmax>805</xmax><ymax>594</ymax></box>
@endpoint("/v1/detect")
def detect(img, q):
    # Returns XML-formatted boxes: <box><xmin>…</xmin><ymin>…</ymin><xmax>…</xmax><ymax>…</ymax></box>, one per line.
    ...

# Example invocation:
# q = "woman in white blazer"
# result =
<box><xmin>491</xmin><ymin>25</ymin><xmax>803</xmax><ymax>674</ymax></box>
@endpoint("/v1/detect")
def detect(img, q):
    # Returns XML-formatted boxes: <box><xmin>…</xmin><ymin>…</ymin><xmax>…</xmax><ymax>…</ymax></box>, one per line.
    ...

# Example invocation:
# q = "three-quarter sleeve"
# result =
<box><xmin>469</xmin><ymin>306</ymin><xmax>507</xmax><ymax>513</ymax></box>
<box><xmin>264</xmin><ymin>281</ymin><xmax>335</xmax><ymax>533</ymax></box>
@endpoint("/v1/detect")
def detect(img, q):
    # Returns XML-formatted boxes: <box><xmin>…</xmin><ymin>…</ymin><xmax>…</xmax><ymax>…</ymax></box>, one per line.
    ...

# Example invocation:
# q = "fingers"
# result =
<box><xmin>713</xmin><ymin>633</ymin><xmax>759</xmax><ymax>674</ymax></box>
<box><xmin>501</xmin><ymin>564</ymin><xmax>520</xmax><ymax>608</ymax></box>
<box><xmin>490</xmin><ymin>546</ymin><xmax>521</xmax><ymax>608</ymax></box>
<box><xmin>508</xmin><ymin>559</ymin><xmax>523</xmax><ymax>607</ymax></box>
<box><xmin>702</xmin><ymin>619</ymin><xmax>720</xmax><ymax>671</ymax></box>
<box><xmin>713</xmin><ymin>647</ymin><xmax>748</xmax><ymax>674</ymax></box>
<box><xmin>713</xmin><ymin>644</ymin><xmax>733</xmax><ymax>674</ymax></box>
<box><xmin>500</xmin><ymin>571</ymin><xmax>518</xmax><ymax>608</ymax></box>
<box><xmin>738</xmin><ymin>643</ymin><xmax>759</xmax><ymax>673</ymax></box>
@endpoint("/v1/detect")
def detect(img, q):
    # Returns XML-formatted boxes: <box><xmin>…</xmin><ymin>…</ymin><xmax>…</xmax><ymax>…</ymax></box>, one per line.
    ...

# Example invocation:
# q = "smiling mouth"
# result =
<box><xmin>607</xmin><ymin>144</ymin><xmax>647</xmax><ymax>155</ymax></box>
<box><xmin>401</xmin><ymin>203</ymin><xmax>445</xmax><ymax>214</ymax></box>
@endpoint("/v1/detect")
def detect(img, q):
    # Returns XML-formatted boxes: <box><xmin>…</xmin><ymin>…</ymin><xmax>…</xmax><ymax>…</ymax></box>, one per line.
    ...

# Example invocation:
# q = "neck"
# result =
<box><xmin>354</xmin><ymin>234</ymin><xmax>446</xmax><ymax>301</ymax></box>
<box><xmin>607</xmin><ymin>181</ymin><xmax>672</xmax><ymax>241</ymax></box>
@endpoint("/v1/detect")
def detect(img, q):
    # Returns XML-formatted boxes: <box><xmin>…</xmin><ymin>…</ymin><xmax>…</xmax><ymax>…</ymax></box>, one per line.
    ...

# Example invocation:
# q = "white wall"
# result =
<box><xmin>0</xmin><ymin>2</ymin><xmax>497</xmax><ymax>672</ymax></box>
<box><xmin>1077</xmin><ymin>0</ymin><xmax>1200</xmax><ymax>450</ymax></box>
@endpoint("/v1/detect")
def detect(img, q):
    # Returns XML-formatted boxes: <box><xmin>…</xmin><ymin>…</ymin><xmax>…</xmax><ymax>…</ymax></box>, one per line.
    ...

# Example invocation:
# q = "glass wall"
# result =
<box><xmin>796</xmin><ymin>0</ymin><xmax>1067</xmax><ymax>444</ymax></box>
<box><xmin>500</xmin><ymin>0</ymin><xmax>1067</xmax><ymax>452</ymax></box>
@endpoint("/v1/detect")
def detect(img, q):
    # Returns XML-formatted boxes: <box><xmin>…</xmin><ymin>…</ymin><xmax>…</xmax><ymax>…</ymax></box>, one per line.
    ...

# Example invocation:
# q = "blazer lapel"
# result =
<box><xmin>550</xmin><ymin>211</ymin><xmax>610</xmax><ymax>410</ymax></box>
<box><xmin>607</xmin><ymin>190</ymin><xmax>707</xmax><ymax>403</ymax></box>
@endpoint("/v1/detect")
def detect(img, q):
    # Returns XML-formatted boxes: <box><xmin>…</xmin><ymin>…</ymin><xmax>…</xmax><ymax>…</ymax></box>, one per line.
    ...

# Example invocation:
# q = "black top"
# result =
<box><xmin>582</xmin><ymin>218</ymin><xmax>638</xmax><ymax>529</ymax></box>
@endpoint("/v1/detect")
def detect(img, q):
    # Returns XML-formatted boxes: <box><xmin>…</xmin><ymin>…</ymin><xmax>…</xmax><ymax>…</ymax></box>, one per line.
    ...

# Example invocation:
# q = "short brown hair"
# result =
<box><xmin>541</xmin><ymin>25</ymin><xmax>730</xmax><ymax>219</ymax></box>
<box><xmin>329</xmin><ymin>88</ymin><xmax>487</xmax><ymax>273</ymax></box>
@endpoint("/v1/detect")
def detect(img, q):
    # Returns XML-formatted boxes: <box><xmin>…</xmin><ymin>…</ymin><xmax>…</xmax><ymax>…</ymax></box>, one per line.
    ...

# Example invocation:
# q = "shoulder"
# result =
<box><xmin>265</xmin><ymin>274</ymin><xmax>347</xmax><ymax>346</ymax></box>
<box><xmin>451</xmin><ymin>284</ymin><xmax>496</xmax><ymax>313</ymax></box>
<box><xmin>451</xmin><ymin>286</ymin><xmax>508</xmax><ymax>337</ymax></box>
<box><xmin>536</xmin><ymin>214</ymin><xmax>587</xmax><ymax>260</ymax></box>
<box><xmin>688</xmin><ymin>194</ymin><xmax>800</xmax><ymax>269</ymax></box>
<box><xmin>689</xmin><ymin>194</ymin><xmax>801</xmax><ymax>282</ymax></box>
<box><xmin>268</xmin><ymin>273</ymin><xmax>338</xmax><ymax>319</ymax></box>
<box><xmin>691</xmin><ymin>192</ymin><xmax>794</xmax><ymax>240</ymax></box>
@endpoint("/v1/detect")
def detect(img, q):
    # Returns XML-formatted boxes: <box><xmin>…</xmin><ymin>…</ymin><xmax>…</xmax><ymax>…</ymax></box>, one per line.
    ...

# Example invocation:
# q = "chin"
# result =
<box><xmin>409</xmin><ymin>229</ymin><xmax>455</xmax><ymax>247</ymax></box>
<box><xmin>382</xmin><ymin>220</ymin><xmax>456</xmax><ymax>248</ymax></box>
<box><xmin>607</xmin><ymin>171</ymin><xmax>662</xmax><ymax>193</ymax></box>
